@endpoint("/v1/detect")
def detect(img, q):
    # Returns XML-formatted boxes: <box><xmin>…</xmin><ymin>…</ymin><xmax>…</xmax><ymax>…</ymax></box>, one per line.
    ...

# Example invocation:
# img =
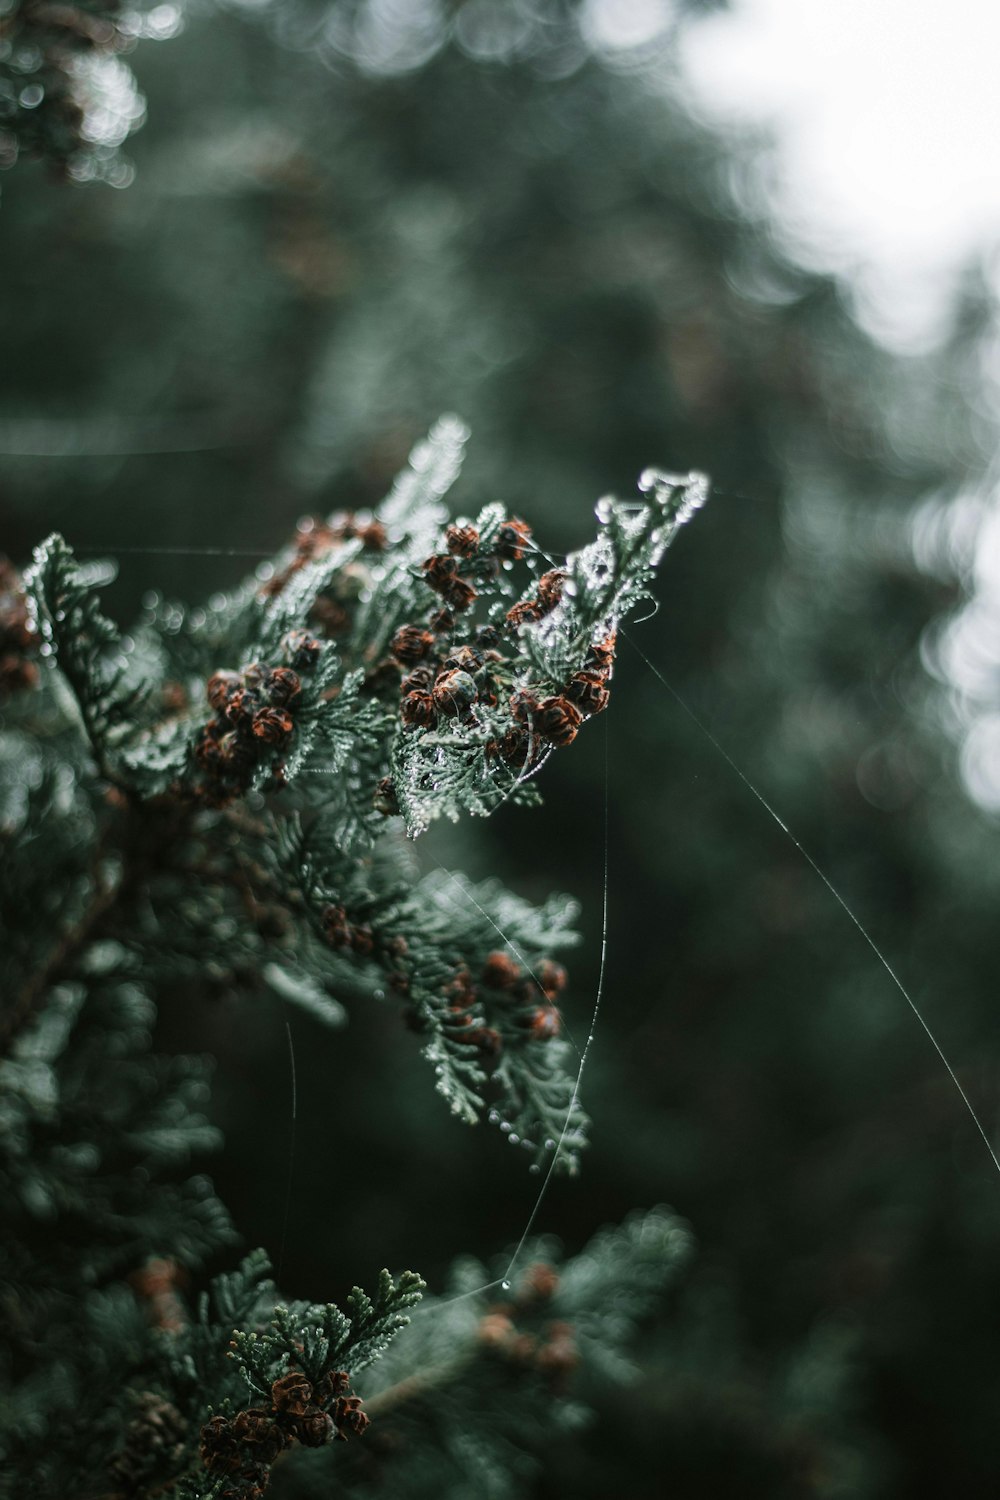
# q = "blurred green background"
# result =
<box><xmin>5</xmin><ymin>2</ymin><xmax>1000</xmax><ymax>1494</ymax></box>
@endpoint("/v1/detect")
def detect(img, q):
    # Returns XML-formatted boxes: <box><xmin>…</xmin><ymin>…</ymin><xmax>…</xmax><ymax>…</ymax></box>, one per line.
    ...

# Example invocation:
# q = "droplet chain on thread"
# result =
<box><xmin>623</xmin><ymin>628</ymin><xmax>1000</xmax><ymax>1185</ymax></box>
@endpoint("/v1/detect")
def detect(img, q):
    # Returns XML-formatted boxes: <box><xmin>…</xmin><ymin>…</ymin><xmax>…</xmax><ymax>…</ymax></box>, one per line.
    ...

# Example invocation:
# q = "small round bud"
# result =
<box><xmin>565</xmin><ymin>671</ymin><xmax>610</xmax><ymax>715</ymax></box>
<box><xmin>271</xmin><ymin>1371</ymin><xmax>313</xmax><ymax>1417</ymax></box>
<box><xmin>432</xmin><ymin>668</ymin><xmax>477</xmax><ymax>717</ymax></box>
<box><xmin>495</xmin><ymin>518</ymin><xmax>532</xmax><ymax>562</ymax></box>
<box><xmin>391</xmin><ymin>625</ymin><xmax>436</xmax><ymax>664</ymax></box>
<box><xmin>207</xmin><ymin>670</ymin><xmax>240</xmax><ymax>713</ymax></box>
<box><xmin>252</xmin><ymin>706</ymin><xmax>295</xmax><ymax>745</ymax></box>
<box><xmin>283</xmin><ymin>629</ymin><xmax>322</xmax><ymax>669</ymax></box>
<box><xmin>294</xmin><ymin>1408</ymin><xmax>336</xmax><ymax>1447</ymax></box>
<box><xmin>445</xmin><ymin>523</ymin><xmax>480</xmax><ymax>557</ymax></box>
<box><xmin>535</xmin><ymin>696</ymin><xmax>582</xmax><ymax>746</ymax></box>
<box><xmin>268</xmin><ymin>666</ymin><xmax>302</xmax><ymax>708</ymax></box>
<box><xmin>422</xmin><ymin>554</ymin><xmax>458</xmax><ymax>593</ymax></box>
<box><xmin>400</xmin><ymin>690</ymin><xmax>436</xmax><ymax>727</ymax></box>
<box><xmin>528</xmin><ymin>1003</ymin><xmax>561</xmax><ymax>1040</ymax></box>
<box><xmin>481</xmin><ymin>951</ymin><xmax>522</xmax><ymax>990</ymax></box>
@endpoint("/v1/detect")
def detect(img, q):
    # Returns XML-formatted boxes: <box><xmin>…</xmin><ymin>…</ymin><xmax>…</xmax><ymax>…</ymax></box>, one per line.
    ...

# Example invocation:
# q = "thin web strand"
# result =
<box><xmin>410</xmin><ymin>716</ymin><xmax>611</xmax><ymax>1316</ymax></box>
<box><xmin>500</xmin><ymin>713</ymin><xmax>610</xmax><ymax>1288</ymax></box>
<box><xmin>625</xmin><ymin>628</ymin><xmax>1000</xmax><ymax>1185</ymax></box>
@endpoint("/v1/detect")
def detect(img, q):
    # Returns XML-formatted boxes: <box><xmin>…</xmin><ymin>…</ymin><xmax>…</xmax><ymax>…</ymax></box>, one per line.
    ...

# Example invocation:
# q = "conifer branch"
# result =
<box><xmin>1</xmin><ymin>422</ymin><xmax>709</xmax><ymax>1498</ymax></box>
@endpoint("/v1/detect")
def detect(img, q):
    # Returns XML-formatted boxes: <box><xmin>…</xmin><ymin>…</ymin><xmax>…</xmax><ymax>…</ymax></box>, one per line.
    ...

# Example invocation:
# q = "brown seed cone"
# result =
<box><xmin>110</xmin><ymin>1392</ymin><xmax>188</xmax><ymax>1486</ymax></box>
<box><xmin>445</xmin><ymin>522</ymin><xmax>480</xmax><ymax>557</ymax></box>
<box><xmin>321</xmin><ymin>904</ymin><xmax>352</xmax><ymax>949</ymax></box>
<box><xmin>268</xmin><ymin>666</ymin><xmax>302</xmax><ymax>708</ymax></box>
<box><xmin>585</xmin><ymin>633</ymin><xmax>617</xmax><ymax>672</ymax></box>
<box><xmin>443</xmin><ymin>576</ymin><xmax>477</xmax><ymax>611</ymax></box>
<box><xmin>519</xmin><ymin>1262</ymin><xmax>560</xmax><ymax>1302</ymax></box>
<box><xmin>391</xmin><ymin>624</ymin><xmax>436</xmax><ymax>664</ymax></box>
<box><xmin>495</xmin><ymin>517</ymin><xmax>532</xmax><ymax>562</ymax></box>
<box><xmin>477</xmin><ymin>1311</ymin><xmax>515</xmax><ymax>1348</ymax></box>
<box><xmin>207</xmin><ymin>670</ymin><xmax>241</xmax><ymax>713</ymax></box>
<box><xmin>432</xmin><ymin>668</ymin><xmax>477</xmax><ymax>717</ymax></box>
<box><xmin>527</xmin><ymin>1003</ymin><xmax>561</xmax><ymax>1040</ymax></box>
<box><xmin>400</xmin><ymin>689</ymin><xmax>436</xmax><ymax>727</ymax></box>
<box><xmin>565</xmin><ymin>671</ymin><xmax>610</xmax><ymax>715</ymax></box>
<box><xmin>331</xmin><ymin>1395</ymin><xmax>370</xmax><ymax>1441</ymax></box>
<box><xmin>441</xmin><ymin>644</ymin><xmax>483</xmax><ymax>673</ymax></box>
<box><xmin>271</xmin><ymin>1370</ymin><xmax>314</xmax><ymax>1417</ymax></box>
<box><xmin>505</xmin><ymin>600</ymin><xmax>543</xmax><ymax>630</ymax></box>
<box><xmin>422</xmin><ymin>553</ymin><xmax>459</xmax><ymax>592</ymax></box>
<box><xmin>537</xmin><ymin>959</ymin><xmax>567</xmax><ymax>999</ymax></box>
<box><xmin>200</xmin><ymin>1415</ymin><xmax>243</xmax><ymax>1475</ymax></box>
<box><xmin>313</xmin><ymin>1369</ymin><xmax>351</xmax><ymax>1406</ymax></box>
<box><xmin>400</xmin><ymin>666</ymin><xmax>434</xmax><ymax>695</ymax></box>
<box><xmin>224</xmin><ymin>686</ymin><xmax>261</xmax><ymax>725</ymax></box>
<box><xmin>536</xmin><ymin>569</ymin><xmax>567</xmax><ymax>608</ymax></box>
<box><xmin>292</xmin><ymin>1406</ymin><xmax>336</xmax><ymax>1447</ymax></box>
<box><xmin>535</xmin><ymin>696</ymin><xmax>582</xmax><ymax>746</ymax></box>
<box><xmin>351</xmin><ymin>924</ymin><xmax>375</xmax><ymax>957</ymax></box>
<box><xmin>283</xmin><ymin>629</ymin><xmax>322</xmax><ymax>668</ymax></box>
<box><xmin>252</xmin><ymin>706</ymin><xmax>295</xmax><ymax>745</ymax></box>
<box><xmin>481</xmin><ymin>951</ymin><xmax>522</xmax><ymax>990</ymax></box>
<box><xmin>232</xmin><ymin>1409</ymin><xmax>290</xmax><ymax>1464</ymax></box>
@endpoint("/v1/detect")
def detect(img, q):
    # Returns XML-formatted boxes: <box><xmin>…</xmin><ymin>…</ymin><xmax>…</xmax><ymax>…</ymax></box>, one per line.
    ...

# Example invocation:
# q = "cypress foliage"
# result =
<box><xmin>0</xmin><ymin>421</ymin><xmax>706</xmax><ymax>1497</ymax></box>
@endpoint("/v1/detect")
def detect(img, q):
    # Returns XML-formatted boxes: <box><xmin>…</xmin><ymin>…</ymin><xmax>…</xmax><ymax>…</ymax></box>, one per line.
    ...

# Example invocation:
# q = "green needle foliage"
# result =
<box><xmin>0</xmin><ymin>421</ymin><xmax>706</xmax><ymax>1499</ymax></box>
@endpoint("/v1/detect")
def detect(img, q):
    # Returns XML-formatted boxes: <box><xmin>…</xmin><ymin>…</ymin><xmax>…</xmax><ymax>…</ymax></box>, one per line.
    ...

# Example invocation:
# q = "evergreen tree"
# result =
<box><xmin>4</xmin><ymin>4</ymin><xmax>1000</xmax><ymax>1495</ymax></box>
<box><xmin>1</xmin><ymin>426</ymin><xmax>711</xmax><ymax>1497</ymax></box>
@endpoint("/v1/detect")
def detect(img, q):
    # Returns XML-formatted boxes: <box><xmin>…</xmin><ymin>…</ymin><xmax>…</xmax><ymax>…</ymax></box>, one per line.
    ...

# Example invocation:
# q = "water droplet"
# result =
<box><xmin>508</xmin><ymin>1133</ymin><xmax>519</xmax><ymax>1146</ymax></box>
<box><xmin>500</xmin><ymin>1279</ymin><xmax>511</xmax><ymax>1291</ymax></box>
<box><xmin>499</xmin><ymin>1121</ymin><xmax>512</xmax><ymax>1133</ymax></box>
<box><xmin>544</xmin><ymin>1138</ymin><xmax>556</xmax><ymax>1151</ymax></box>
<box><xmin>529</xmin><ymin>1163</ymin><xmax>541</xmax><ymax>1175</ymax></box>
<box><xmin>372</xmin><ymin>988</ymin><xmax>385</xmax><ymax>1002</ymax></box>
<box><xmin>488</xmin><ymin>1108</ymin><xmax>500</xmax><ymax>1125</ymax></box>
<box><xmin>595</xmin><ymin>496</ymin><xmax>613</xmax><ymax>523</ymax></box>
